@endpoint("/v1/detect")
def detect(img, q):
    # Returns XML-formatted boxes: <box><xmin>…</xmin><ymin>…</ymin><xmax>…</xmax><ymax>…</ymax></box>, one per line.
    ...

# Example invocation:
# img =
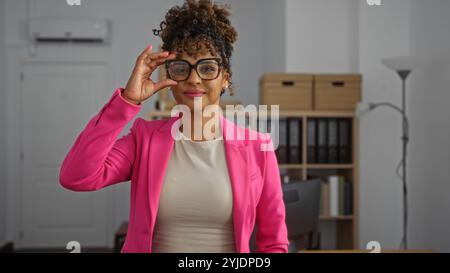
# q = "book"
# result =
<box><xmin>320</xmin><ymin>180</ymin><xmax>330</xmax><ymax>216</ymax></box>
<box><xmin>328</xmin><ymin>176</ymin><xmax>339</xmax><ymax>217</ymax></box>
<box><xmin>344</xmin><ymin>182</ymin><xmax>353</xmax><ymax>215</ymax></box>
<box><xmin>338</xmin><ymin>176</ymin><xmax>345</xmax><ymax>216</ymax></box>
<box><xmin>320</xmin><ymin>176</ymin><xmax>353</xmax><ymax>217</ymax></box>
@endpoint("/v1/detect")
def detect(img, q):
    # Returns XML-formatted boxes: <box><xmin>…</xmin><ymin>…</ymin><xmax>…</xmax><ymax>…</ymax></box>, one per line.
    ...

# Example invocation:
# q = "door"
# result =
<box><xmin>21</xmin><ymin>62</ymin><xmax>111</xmax><ymax>248</ymax></box>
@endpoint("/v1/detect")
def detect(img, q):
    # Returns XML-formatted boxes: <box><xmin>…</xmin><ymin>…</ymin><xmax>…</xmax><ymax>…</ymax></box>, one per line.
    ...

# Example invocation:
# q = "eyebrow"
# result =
<box><xmin>174</xmin><ymin>58</ymin><xmax>194</xmax><ymax>64</ymax></box>
<box><xmin>174</xmin><ymin>58</ymin><xmax>219</xmax><ymax>64</ymax></box>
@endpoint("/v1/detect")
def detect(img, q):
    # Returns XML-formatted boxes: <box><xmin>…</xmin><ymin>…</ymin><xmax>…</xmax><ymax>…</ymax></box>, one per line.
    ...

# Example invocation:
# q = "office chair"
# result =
<box><xmin>282</xmin><ymin>178</ymin><xmax>322</xmax><ymax>251</ymax></box>
<box><xmin>249</xmin><ymin>178</ymin><xmax>322</xmax><ymax>252</ymax></box>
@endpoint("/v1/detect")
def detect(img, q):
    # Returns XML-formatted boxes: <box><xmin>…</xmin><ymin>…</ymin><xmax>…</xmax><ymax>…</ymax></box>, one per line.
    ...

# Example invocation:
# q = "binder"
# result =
<box><xmin>287</xmin><ymin>118</ymin><xmax>301</xmax><ymax>164</ymax></box>
<box><xmin>317</xmin><ymin>119</ymin><xmax>328</xmax><ymax>164</ymax></box>
<box><xmin>307</xmin><ymin>119</ymin><xmax>316</xmax><ymax>164</ymax></box>
<box><xmin>266</xmin><ymin>118</ymin><xmax>272</xmax><ymax>137</ymax></box>
<box><xmin>338</xmin><ymin>119</ymin><xmax>352</xmax><ymax>163</ymax></box>
<box><xmin>276</xmin><ymin>118</ymin><xmax>288</xmax><ymax>164</ymax></box>
<box><xmin>328</xmin><ymin>119</ymin><xmax>338</xmax><ymax>163</ymax></box>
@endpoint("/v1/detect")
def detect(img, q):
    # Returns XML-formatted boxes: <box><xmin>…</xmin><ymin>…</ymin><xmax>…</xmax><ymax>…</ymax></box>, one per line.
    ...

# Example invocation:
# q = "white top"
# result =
<box><xmin>152</xmin><ymin>127</ymin><xmax>235</xmax><ymax>253</ymax></box>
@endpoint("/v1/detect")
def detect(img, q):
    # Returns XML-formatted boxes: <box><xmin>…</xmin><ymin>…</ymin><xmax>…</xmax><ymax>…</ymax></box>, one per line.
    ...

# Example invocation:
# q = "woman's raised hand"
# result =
<box><xmin>123</xmin><ymin>45</ymin><xmax>178</xmax><ymax>105</ymax></box>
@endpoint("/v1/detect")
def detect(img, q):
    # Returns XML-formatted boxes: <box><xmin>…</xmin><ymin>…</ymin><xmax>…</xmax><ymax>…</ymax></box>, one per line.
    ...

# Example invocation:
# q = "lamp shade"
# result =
<box><xmin>381</xmin><ymin>56</ymin><xmax>422</xmax><ymax>72</ymax></box>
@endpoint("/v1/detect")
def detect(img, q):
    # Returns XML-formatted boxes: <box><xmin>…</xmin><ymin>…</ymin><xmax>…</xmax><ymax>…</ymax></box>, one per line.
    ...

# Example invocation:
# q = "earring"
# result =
<box><xmin>221</xmin><ymin>86</ymin><xmax>228</xmax><ymax>96</ymax></box>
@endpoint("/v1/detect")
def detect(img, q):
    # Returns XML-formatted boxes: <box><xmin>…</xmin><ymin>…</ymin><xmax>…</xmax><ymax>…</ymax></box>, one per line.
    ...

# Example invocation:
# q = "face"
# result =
<box><xmin>168</xmin><ymin>51</ymin><xmax>229</xmax><ymax>111</ymax></box>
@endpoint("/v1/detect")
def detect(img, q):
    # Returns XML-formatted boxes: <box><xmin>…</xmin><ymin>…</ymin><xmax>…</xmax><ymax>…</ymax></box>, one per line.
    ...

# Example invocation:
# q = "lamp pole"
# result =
<box><xmin>378</xmin><ymin>56</ymin><xmax>421</xmax><ymax>250</ymax></box>
<box><xmin>368</xmin><ymin>69</ymin><xmax>410</xmax><ymax>250</ymax></box>
<box><xmin>398</xmin><ymin>70</ymin><xmax>411</xmax><ymax>250</ymax></box>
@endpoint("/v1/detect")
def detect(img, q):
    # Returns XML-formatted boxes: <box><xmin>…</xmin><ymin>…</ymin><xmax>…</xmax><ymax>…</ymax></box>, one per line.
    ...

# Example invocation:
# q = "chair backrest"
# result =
<box><xmin>249</xmin><ymin>178</ymin><xmax>321</xmax><ymax>252</ymax></box>
<box><xmin>282</xmin><ymin>178</ymin><xmax>321</xmax><ymax>238</ymax></box>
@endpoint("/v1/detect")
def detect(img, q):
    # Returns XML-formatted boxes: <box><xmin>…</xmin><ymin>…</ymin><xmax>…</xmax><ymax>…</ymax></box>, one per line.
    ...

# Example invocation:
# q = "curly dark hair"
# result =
<box><xmin>153</xmin><ymin>0</ymin><xmax>238</xmax><ymax>96</ymax></box>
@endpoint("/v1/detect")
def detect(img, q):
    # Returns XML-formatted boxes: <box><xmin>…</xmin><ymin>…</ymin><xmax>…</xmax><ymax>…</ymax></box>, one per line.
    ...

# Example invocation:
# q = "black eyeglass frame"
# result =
<box><xmin>165</xmin><ymin>58</ymin><xmax>223</xmax><ymax>81</ymax></box>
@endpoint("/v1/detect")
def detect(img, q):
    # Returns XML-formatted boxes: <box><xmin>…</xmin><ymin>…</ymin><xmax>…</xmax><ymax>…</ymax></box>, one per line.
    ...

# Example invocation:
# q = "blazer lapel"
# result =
<box><xmin>220</xmin><ymin>115</ymin><xmax>250</xmax><ymax>253</ymax></box>
<box><xmin>147</xmin><ymin>116</ymin><xmax>180</xmax><ymax>234</ymax></box>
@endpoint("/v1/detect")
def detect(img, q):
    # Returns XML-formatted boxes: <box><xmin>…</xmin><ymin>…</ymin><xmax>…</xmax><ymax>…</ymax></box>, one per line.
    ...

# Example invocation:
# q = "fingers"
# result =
<box><xmin>138</xmin><ymin>49</ymin><xmax>174</xmax><ymax>66</ymax></box>
<box><xmin>136</xmin><ymin>48</ymin><xmax>176</xmax><ymax>77</ymax></box>
<box><xmin>148</xmin><ymin>52</ymin><xmax>176</xmax><ymax>70</ymax></box>
<box><xmin>137</xmin><ymin>44</ymin><xmax>153</xmax><ymax>61</ymax></box>
<box><xmin>139</xmin><ymin>53</ymin><xmax>176</xmax><ymax>81</ymax></box>
<box><xmin>153</xmin><ymin>79</ymin><xmax>178</xmax><ymax>92</ymax></box>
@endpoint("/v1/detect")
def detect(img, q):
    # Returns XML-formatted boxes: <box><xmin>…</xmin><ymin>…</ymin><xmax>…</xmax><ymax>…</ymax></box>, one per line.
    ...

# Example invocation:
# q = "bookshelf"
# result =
<box><xmin>259</xmin><ymin>73</ymin><xmax>360</xmax><ymax>250</ymax></box>
<box><xmin>146</xmin><ymin>110</ymin><xmax>359</xmax><ymax>250</ymax></box>
<box><xmin>280</xmin><ymin>111</ymin><xmax>358</xmax><ymax>250</ymax></box>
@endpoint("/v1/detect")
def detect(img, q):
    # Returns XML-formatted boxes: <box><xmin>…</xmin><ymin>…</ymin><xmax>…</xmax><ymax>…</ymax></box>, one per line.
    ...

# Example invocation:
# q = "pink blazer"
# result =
<box><xmin>59</xmin><ymin>88</ymin><xmax>289</xmax><ymax>253</ymax></box>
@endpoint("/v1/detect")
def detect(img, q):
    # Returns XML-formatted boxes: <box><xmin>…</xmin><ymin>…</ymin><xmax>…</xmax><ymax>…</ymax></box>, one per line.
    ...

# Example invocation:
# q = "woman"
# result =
<box><xmin>59</xmin><ymin>0</ymin><xmax>288</xmax><ymax>253</ymax></box>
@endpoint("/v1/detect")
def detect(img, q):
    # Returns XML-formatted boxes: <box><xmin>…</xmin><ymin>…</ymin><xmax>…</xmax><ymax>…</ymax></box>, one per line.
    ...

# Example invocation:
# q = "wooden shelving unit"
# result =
<box><xmin>274</xmin><ymin>111</ymin><xmax>358</xmax><ymax>249</ymax></box>
<box><xmin>260</xmin><ymin>73</ymin><xmax>360</xmax><ymax>250</ymax></box>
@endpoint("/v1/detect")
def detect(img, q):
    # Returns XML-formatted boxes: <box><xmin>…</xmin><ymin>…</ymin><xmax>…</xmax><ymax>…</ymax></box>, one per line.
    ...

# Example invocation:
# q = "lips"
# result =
<box><xmin>183</xmin><ymin>90</ymin><xmax>206</xmax><ymax>99</ymax></box>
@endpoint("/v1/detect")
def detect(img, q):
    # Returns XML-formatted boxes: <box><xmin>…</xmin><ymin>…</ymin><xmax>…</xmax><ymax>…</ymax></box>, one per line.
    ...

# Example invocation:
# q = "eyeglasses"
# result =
<box><xmin>165</xmin><ymin>58</ymin><xmax>222</xmax><ymax>81</ymax></box>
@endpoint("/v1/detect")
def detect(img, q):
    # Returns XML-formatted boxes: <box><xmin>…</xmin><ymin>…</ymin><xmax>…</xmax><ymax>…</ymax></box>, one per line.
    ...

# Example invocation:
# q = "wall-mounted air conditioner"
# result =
<box><xmin>28</xmin><ymin>18</ymin><xmax>110</xmax><ymax>44</ymax></box>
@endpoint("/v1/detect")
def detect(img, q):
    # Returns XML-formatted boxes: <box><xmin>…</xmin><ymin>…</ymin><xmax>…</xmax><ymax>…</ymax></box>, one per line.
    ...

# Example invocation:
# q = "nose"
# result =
<box><xmin>186</xmin><ymin>67</ymin><xmax>202</xmax><ymax>85</ymax></box>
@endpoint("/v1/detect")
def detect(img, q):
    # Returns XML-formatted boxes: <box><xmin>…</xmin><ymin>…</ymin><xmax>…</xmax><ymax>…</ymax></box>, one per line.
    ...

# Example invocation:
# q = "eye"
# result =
<box><xmin>170</xmin><ymin>63</ymin><xmax>189</xmax><ymax>74</ymax></box>
<box><xmin>199</xmin><ymin>64</ymin><xmax>218</xmax><ymax>74</ymax></box>
<box><xmin>175</xmin><ymin>67</ymin><xmax>188</xmax><ymax>73</ymax></box>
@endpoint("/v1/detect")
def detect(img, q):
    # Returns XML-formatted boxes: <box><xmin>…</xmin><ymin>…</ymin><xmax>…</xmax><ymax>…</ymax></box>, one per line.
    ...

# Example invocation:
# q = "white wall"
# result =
<box><xmin>0</xmin><ymin>0</ymin><xmax>7</xmax><ymax>247</ymax></box>
<box><xmin>286</xmin><ymin>0</ymin><xmax>359</xmax><ymax>73</ymax></box>
<box><xmin>408</xmin><ymin>0</ymin><xmax>450</xmax><ymax>252</ymax></box>
<box><xmin>358</xmin><ymin>0</ymin><xmax>450</xmax><ymax>252</ymax></box>
<box><xmin>229</xmin><ymin>0</ymin><xmax>286</xmax><ymax>103</ymax></box>
<box><xmin>261</xmin><ymin>0</ymin><xmax>286</xmax><ymax>73</ymax></box>
<box><xmin>284</xmin><ymin>0</ymin><xmax>450</xmax><ymax>251</ymax></box>
<box><xmin>358</xmin><ymin>0</ymin><xmax>412</xmax><ymax>250</ymax></box>
<box><xmin>227</xmin><ymin>0</ymin><xmax>264</xmax><ymax>105</ymax></box>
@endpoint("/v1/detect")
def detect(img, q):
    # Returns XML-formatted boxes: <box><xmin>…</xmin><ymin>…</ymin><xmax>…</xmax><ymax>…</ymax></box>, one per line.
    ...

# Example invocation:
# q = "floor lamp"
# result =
<box><xmin>358</xmin><ymin>56</ymin><xmax>421</xmax><ymax>250</ymax></box>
